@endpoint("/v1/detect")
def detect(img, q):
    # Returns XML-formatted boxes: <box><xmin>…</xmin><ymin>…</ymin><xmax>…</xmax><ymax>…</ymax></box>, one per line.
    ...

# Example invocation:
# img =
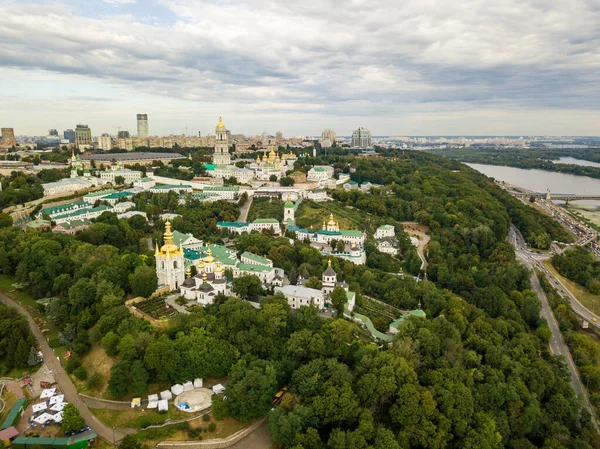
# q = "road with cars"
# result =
<box><xmin>508</xmin><ymin>226</ymin><xmax>599</xmax><ymax>430</ymax></box>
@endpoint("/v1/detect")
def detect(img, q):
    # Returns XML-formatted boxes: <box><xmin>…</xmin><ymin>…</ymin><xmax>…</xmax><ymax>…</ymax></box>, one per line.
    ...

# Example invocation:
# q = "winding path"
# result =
<box><xmin>0</xmin><ymin>295</ymin><xmax>127</xmax><ymax>444</ymax></box>
<box><xmin>237</xmin><ymin>194</ymin><xmax>253</xmax><ymax>222</ymax></box>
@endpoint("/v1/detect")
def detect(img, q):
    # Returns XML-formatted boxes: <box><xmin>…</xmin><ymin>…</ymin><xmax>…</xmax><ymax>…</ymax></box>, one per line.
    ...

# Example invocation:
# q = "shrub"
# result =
<box><xmin>74</xmin><ymin>366</ymin><xmax>87</xmax><ymax>380</ymax></box>
<box><xmin>86</xmin><ymin>372</ymin><xmax>103</xmax><ymax>390</ymax></box>
<box><xmin>208</xmin><ymin>423</ymin><xmax>216</xmax><ymax>432</ymax></box>
<box><xmin>65</xmin><ymin>354</ymin><xmax>81</xmax><ymax>374</ymax></box>
<box><xmin>202</xmin><ymin>414</ymin><xmax>210</xmax><ymax>422</ymax></box>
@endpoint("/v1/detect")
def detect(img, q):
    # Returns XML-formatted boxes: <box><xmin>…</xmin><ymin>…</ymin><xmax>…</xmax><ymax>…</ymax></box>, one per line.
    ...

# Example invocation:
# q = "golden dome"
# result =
<box><xmin>281</xmin><ymin>153</ymin><xmax>287</xmax><ymax>160</ymax></box>
<box><xmin>198</xmin><ymin>259</ymin><xmax>204</xmax><ymax>270</ymax></box>
<box><xmin>160</xmin><ymin>221</ymin><xmax>179</xmax><ymax>254</ymax></box>
<box><xmin>205</xmin><ymin>247</ymin><xmax>214</xmax><ymax>264</ymax></box>
<box><xmin>327</xmin><ymin>214</ymin><xmax>336</xmax><ymax>226</ymax></box>
<box><xmin>216</xmin><ymin>116</ymin><xmax>226</xmax><ymax>129</ymax></box>
<box><xmin>186</xmin><ymin>266</ymin><xmax>192</xmax><ymax>278</ymax></box>
<box><xmin>202</xmin><ymin>271</ymin><xmax>207</xmax><ymax>283</ymax></box>
<box><xmin>215</xmin><ymin>258</ymin><xmax>223</xmax><ymax>273</ymax></box>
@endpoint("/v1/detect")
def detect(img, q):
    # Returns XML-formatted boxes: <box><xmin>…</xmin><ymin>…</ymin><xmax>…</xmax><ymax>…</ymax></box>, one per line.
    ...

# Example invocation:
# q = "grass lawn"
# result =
<box><xmin>296</xmin><ymin>200</ymin><xmax>376</xmax><ymax>231</ymax></box>
<box><xmin>248</xmin><ymin>197</ymin><xmax>284</xmax><ymax>222</ymax></box>
<box><xmin>544</xmin><ymin>261</ymin><xmax>600</xmax><ymax>314</ymax></box>
<box><xmin>69</xmin><ymin>345</ymin><xmax>118</xmax><ymax>397</ymax></box>
<box><xmin>0</xmin><ymin>275</ymin><xmax>39</xmax><ymax>309</ymax></box>
<box><xmin>136</xmin><ymin>413</ymin><xmax>252</xmax><ymax>445</ymax></box>
<box><xmin>91</xmin><ymin>406</ymin><xmax>190</xmax><ymax>429</ymax></box>
<box><xmin>0</xmin><ymin>390</ymin><xmax>17</xmax><ymax>423</ymax></box>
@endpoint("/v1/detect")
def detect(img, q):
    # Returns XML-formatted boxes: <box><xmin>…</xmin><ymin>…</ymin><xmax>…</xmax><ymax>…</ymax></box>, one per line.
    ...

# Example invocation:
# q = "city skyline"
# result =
<box><xmin>1</xmin><ymin>0</ymin><xmax>599</xmax><ymax>136</ymax></box>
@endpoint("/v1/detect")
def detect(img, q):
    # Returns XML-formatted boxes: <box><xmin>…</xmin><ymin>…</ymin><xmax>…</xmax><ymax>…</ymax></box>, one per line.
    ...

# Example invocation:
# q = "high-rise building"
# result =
<box><xmin>137</xmin><ymin>114</ymin><xmax>149</xmax><ymax>139</ymax></box>
<box><xmin>275</xmin><ymin>131</ymin><xmax>283</xmax><ymax>141</ymax></box>
<box><xmin>63</xmin><ymin>129</ymin><xmax>76</xmax><ymax>143</ymax></box>
<box><xmin>351</xmin><ymin>127</ymin><xmax>372</xmax><ymax>148</ymax></box>
<box><xmin>118</xmin><ymin>130</ymin><xmax>130</xmax><ymax>139</ymax></box>
<box><xmin>48</xmin><ymin>129</ymin><xmax>58</xmax><ymax>136</ymax></box>
<box><xmin>97</xmin><ymin>136</ymin><xmax>112</xmax><ymax>151</ymax></box>
<box><xmin>75</xmin><ymin>124</ymin><xmax>92</xmax><ymax>149</ymax></box>
<box><xmin>212</xmin><ymin>117</ymin><xmax>231</xmax><ymax>165</ymax></box>
<box><xmin>321</xmin><ymin>128</ymin><xmax>336</xmax><ymax>144</ymax></box>
<box><xmin>0</xmin><ymin>128</ymin><xmax>17</xmax><ymax>148</ymax></box>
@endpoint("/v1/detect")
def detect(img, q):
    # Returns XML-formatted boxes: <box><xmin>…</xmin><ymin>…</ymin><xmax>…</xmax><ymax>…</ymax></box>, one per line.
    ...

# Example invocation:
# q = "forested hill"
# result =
<box><xmin>0</xmin><ymin>151</ymin><xmax>596</xmax><ymax>448</ymax></box>
<box><xmin>425</xmin><ymin>147</ymin><xmax>600</xmax><ymax>179</ymax></box>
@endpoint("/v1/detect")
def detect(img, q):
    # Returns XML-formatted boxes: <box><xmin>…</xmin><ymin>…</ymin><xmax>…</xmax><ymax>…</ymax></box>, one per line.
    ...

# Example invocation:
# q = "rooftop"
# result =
<box><xmin>276</xmin><ymin>285</ymin><xmax>323</xmax><ymax>300</ymax></box>
<box><xmin>204</xmin><ymin>186</ymin><xmax>240</xmax><ymax>192</ymax></box>
<box><xmin>40</xmin><ymin>201</ymin><xmax>87</xmax><ymax>216</ymax></box>
<box><xmin>82</xmin><ymin>152</ymin><xmax>185</xmax><ymax>161</ymax></box>
<box><xmin>378</xmin><ymin>225</ymin><xmax>394</xmax><ymax>231</ymax></box>
<box><xmin>152</xmin><ymin>184</ymin><xmax>193</xmax><ymax>190</ymax></box>
<box><xmin>241</xmin><ymin>251</ymin><xmax>271</xmax><ymax>265</ymax></box>
<box><xmin>236</xmin><ymin>263</ymin><xmax>273</xmax><ymax>273</ymax></box>
<box><xmin>217</xmin><ymin>221</ymin><xmax>249</xmax><ymax>228</ymax></box>
<box><xmin>252</xmin><ymin>218</ymin><xmax>279</xmax><ymax>224</ymax></box>
<box><xmin>84</xmin><ymin>189</ymin><xmax>118</xmax><ymax>198</ymax></box>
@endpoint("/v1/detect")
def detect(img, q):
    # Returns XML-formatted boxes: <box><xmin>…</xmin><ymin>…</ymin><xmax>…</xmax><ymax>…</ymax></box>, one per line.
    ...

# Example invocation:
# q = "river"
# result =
<box><xmin>466</xmin><ymin>163</ymin><xmax>600</xmax><ymax>195</ymax></box>
<box><xmin>555</xmin><ymin>157</ymin><xmax>600</xmax><ymax>168</ymax></box>
<box><xmin>466</xmin><ymin>162</ymin><xmax>600</xmax><ymax>224</ymax></box>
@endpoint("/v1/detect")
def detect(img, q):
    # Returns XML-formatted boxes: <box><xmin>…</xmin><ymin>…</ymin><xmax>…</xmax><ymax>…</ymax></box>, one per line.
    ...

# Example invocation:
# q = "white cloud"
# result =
<box><xmin>0</xmin><ymin>0</ymin><xmax>599</xmax><ymax>135</ymax></box>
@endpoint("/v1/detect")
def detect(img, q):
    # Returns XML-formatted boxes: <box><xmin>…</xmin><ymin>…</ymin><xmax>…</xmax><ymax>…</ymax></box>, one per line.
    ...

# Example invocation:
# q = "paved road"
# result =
<box><xmin>237</xmin><ymin>194</ymin><xmax>253</xmax><ymax>222</ymax></box>
<box><xmin>509</xmin><ymin>226</ymin><xmax>599</xmax><ymax>432</ymax></box>
<box><xmin>229</xmin><ymin>420</ymin><xmax>271</xmax><ymax>449</ymax></box>
<box><xmin>0</xmin><ymin>295</ymin><xmax>126</xmax><ymax>444</ymax></box>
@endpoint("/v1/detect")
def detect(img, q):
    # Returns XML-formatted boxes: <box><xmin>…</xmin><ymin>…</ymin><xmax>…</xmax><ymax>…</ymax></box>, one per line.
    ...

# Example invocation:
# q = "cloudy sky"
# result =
<box><xmin>1</xmin><ymin>0</ymin><xmax>599</xmax><ymax>137</ymax></box>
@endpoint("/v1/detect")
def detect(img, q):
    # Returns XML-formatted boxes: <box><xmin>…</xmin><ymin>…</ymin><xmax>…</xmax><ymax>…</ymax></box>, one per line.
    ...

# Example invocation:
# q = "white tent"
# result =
<box><xmin>33</xmin><ymin>413</ymin><xmax>53</xmax><ymax>424</ymax></box>
<box><xmin>148</xmin><ymin>394</ymin><xmax>159</xmax><ymax>403</ymax></box>
<box><xmin>170</xmin><ymin>384</ymin><xmax>184</xmax><ymax>396</ymax></box>
<box><xmin>32</xmin><ymin>402</ymin><xmax>47</xmax><ymax>413</ymax></box>
<box><xmin>160</xmin><ymin>390</ymin><xmax>173</xmax><ymax>400</ymax></box>
<box><xmin>147</xmin><ymin>400</ymin><xmax>158</xmax><ymax>409</ymax></box>
<box><xmin>193</xmin><ymin>378</ymin><xmax>203</xmax><ymax>389</ymax></box>
<box><xmin>50</xmin><ymin>402</ymin><xmax>66</xmax><ymax>412</ymax></box>
<box><xmin>53</xmin><ymin>411</ymin><xmax>64</xmax><ymax>423</ymax></box>
<box><xmin>183</xmin><ymin>381</ymin><xmax>193</xmax><ymax>392</ymax></box>
<box><xmin>157</xmin><ymin>399</ymin><xmax>168</xmax><ymax>412</ymax></box>
<box><xmin>49</xmin><ymin>394</ymin><xmax>64</xmax><ymax>405</ymax></box>
<box><xmin>212</xmin><ymin>384</ymin><xmax>225</xmax><ymax>395</ymax></box>
<box><xmin>40</xmin><ymin>388</ymin><xmax>56</xmax><ymax>399</ymax></box>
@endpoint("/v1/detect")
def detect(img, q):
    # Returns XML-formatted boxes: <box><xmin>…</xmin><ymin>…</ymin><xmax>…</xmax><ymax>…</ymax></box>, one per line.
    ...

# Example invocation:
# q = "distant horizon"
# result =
<box><xmin>1</xmin><ymin>1</ymin><xmax>599</xmax><ymax>136</ymax></box>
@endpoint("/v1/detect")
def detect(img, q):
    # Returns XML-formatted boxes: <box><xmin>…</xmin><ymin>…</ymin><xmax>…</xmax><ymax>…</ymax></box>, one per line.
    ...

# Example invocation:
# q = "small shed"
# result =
<box><xmin>193</xmin><ymin>378</ymin><xmax>203</xmax><ymax>388</ymax></box>
<box><xmin>171</xmin><ymin>384</ymin><xmax>184</xmax><ymax>396</ymax></box>
<box><xmin>33</xmin><ymin>413</ymin><xmax>53</xmax><ymax>424</ymax></box>
<box><xmin>212</xmin><ymin>384</ymin><xmax>225</xmax><ymax>395</ymax></box>
<box><xmin>157</xmin><ymin>399</ymin><xmax>168</xmax><ymax>412</ymax></box>
<box><xmin>148</xmin><ymin>394</ymin><xmax>159</xmax><ymax>402</ymax></box>
<box><xmin>182</xmin><ymin>381</ymin><xmax>193</xmax><ymax>392</ymax></box>
<box><xmin>147</xmin><ymin>400</ymin><xmax>158</xmax><ymax>409</ymax></box>
<box><xmin>53</xmin><ymin>411</ymin><xmax>64</xmax><ymax>423</ymax></box>
<box><xmin>2</xmin><ymin>398</ymin><xmax>27</xmax><ymax>430</ymax></box>
<box><xmin>160</xmin><ymin>390</ymin><xmax>173</xmax><ymax>400</ymax></box>
<box><xmin>0</xmin><ymin>427</ymin><xmax>19</xmax><ymax>446</ymax></box>
<box><xmin>131</xmin><ymin>398</ymin><xmax>141</xmax><ymax>408</ymax></box>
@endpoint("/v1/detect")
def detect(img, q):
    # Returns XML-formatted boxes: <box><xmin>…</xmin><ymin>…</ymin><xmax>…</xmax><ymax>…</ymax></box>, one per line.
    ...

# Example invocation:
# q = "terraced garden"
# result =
<box><xmin>136</xmin><ymin>296</ymin><xmax>178</xmax><ymax>319</ymax></box>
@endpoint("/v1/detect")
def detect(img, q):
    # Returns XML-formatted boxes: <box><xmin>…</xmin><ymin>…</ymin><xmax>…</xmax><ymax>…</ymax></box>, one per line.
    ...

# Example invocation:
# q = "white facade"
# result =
<box><xmin>302</xmin><ymin>189</ymin><xmax>329</xmax><ymax>202</ymax></box>
<box><xmin>250</xmin><ymin>219</ymin><xmax>281</xmax><ymax>235</ymax></box>
<box><xmin>113</xmin><ymin>201</ymin><xmax>135</xmax><ymax>213</ymax></box>
<box><xmin>100</xmin><ymin>165</ymin><xmax>143</xmax><ymax>184</ymax></box>
<box><xmin>134</xmin><ymin>177</ymin><xmax>156</xmax><ymax>190</ymax></box>
<box><xmin>217</xmin><ymin>222</ymin><xmax>250</xmax><ymax>234</ymax></box>
<box><xmin>42</xmin><ymin>178</ymin><xmax>94</xmax><ymax>197</ymax></box>
<box><xmin>233</xmin><ymin>264</ymin><xmax>276</xmax><ymax>284</ymax></box>
<box><xmin>375</xmin><ymin>225</ymin><xmax>395</xmax><ymax>239</ymax></box>
<box><xmin>275</xmin><ymin>285</ymin><xmax>325</xmax><ymax>310</ymax></box>
<box><xmin>307</xmin><ymin>166</ymin><xmax>334</xmax><ymax>182</ymax></box>
<box><xmin>53</xmin><ymin>206</ymin><xmax>114</xmax><ymax>224</ymax></box>
<box><xmin>155</xmin><ymin>221</ymin><xmax>186</xmax><ymax>291</ymax></box>
<box><xmin>203</xmin><ymin>186</ymin><xmax>239</xmax><ymax>200</ymax></box>
<box><xmin>118</xmin><ymin>211</ymin><xmax>147</xmax><ymax>220</ymax></box>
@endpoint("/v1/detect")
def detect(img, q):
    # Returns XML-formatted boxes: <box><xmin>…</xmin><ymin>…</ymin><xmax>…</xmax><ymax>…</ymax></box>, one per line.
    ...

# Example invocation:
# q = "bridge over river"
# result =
<box><xmin>514</xmin><ymin>190</ymin><xmax>600</xmax><ymax>203</ymax></box>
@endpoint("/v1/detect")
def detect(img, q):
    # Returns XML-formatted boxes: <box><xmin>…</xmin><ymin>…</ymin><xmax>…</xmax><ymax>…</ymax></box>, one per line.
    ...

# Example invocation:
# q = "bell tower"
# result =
<box><xmin>212</xmin><ymin>117</ymin><xmax>231</xmax><ymax>165</ymax></box>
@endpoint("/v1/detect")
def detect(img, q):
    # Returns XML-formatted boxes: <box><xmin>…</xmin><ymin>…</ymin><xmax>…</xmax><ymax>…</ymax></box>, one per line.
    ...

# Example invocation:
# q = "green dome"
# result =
<box><xmin>284</xmin><ymin>201</ymin><xmax>294</xmax><ymax>208</ymax></box>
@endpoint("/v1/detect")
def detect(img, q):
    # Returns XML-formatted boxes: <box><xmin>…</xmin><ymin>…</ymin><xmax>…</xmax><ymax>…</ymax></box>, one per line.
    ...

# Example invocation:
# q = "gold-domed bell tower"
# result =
<box><xmin>212</xmin><ymin>116</ymin><xmax>231</xmax><ymax>165</ymax></box>
<box><xmin>155</xmin><ymin>221</ymin><xmax>185</xmax><ymax>291</ymax></box>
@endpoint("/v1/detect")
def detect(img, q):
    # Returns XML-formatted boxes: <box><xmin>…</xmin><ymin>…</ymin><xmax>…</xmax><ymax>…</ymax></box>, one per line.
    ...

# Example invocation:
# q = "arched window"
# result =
<box><xmin>174</xmin><ymin>261</ymin><xmax>178</xmax><ymax>269</ymax></box>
